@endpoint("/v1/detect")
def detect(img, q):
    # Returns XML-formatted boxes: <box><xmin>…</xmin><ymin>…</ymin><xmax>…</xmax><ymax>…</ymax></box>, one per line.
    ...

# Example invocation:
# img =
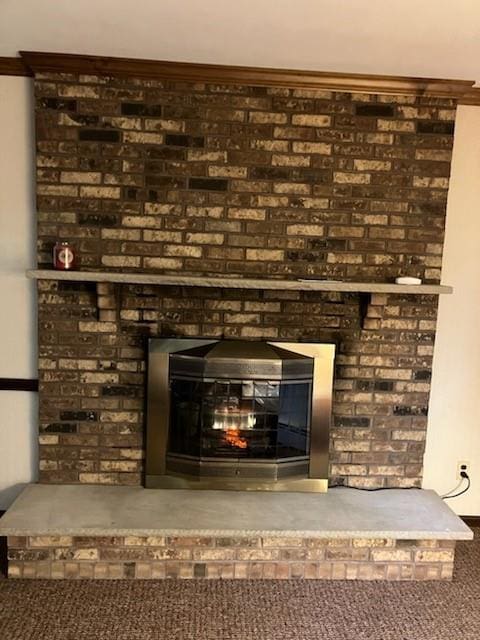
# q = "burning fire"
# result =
<box><xmin>212</xmin><ymin>400</ymin><xmax>254</xmax><ymax>449</ymax></box>
<box><xmin>224</xmin><ymin>428</ymin><xmax>248</xmax><ymax>449</ymax></box>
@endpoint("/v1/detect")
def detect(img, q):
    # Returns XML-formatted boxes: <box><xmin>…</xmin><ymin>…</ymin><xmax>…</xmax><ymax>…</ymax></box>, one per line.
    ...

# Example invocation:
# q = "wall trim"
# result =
<box><xmin>0</xmin><ymin>378</ymin><xmax>39</xmax><ymax>392</ymax></box>
<box><xmin>461</xmin><ymin>516</ymin><xmax>480</xmax><ymax>527</ymax></box>
<box><xmin>0</xmin><ymin>56</ymin><xmax>32</xmax><ymax>77</ymax></box>
<box><xmin>7</xmin><ymin>50</ymin><xmax>477</xmax><ymax>102</ymax></box>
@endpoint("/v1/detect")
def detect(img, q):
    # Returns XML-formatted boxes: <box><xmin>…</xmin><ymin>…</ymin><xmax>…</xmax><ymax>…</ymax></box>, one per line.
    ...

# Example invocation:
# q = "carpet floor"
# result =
<box><xmin>0</xmin><ymin>530</ymin><xmax>478</xmax><ymax>640</ymax></box>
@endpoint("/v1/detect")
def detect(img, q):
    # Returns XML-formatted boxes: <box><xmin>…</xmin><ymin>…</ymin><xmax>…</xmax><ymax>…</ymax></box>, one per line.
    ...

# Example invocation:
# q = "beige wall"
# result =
<box><xmin>423</xmin><ymin>105</ymin><xmax>480</xmax><ymax>515</ymax></box>
<box><xmin>0</xmin><ymin>75</ymin><xmax>479</xmax><ymax>513</ymax></box>
<box><xmin>1</xmin><ymin>1</ymin><xmax>480</xmax><ymax>80</ymax></box>
<box><xmin>0</xmin><ymin>76</ymin><xmax>37</xmax><ymax>508</ymax></box>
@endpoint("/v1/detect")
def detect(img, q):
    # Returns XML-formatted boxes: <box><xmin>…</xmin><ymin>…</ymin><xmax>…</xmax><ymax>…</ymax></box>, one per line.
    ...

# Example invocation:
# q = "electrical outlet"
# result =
<box><xmin>457</xmin><ymin>461</ymin><xmax>470</xmax><ymax>479</ymax></box>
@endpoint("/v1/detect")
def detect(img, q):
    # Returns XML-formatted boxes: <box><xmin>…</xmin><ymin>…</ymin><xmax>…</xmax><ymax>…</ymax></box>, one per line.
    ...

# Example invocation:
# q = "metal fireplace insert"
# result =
<box><xmin>146</xmin><ymin>339</ymin><xmax>335</xmax><ymax>491</ymax></box>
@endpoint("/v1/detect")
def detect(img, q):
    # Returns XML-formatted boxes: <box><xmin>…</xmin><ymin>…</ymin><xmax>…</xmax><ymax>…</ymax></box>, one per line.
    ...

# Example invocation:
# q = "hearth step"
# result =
<box><xmin>0</xmin><ymin>485</ymin><xmax>472</xmax><ymax>581</ymax></box>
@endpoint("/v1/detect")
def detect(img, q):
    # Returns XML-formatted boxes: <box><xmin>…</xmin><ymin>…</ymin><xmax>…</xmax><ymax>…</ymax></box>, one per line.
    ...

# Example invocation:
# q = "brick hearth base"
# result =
<box><xmin>0</xmin><ymin>484</ymin><xmax>472</xmax><ymax>581</ymax></box>
<box><xmin>7</xmin><ymin>534</ymin><xmax>456</xmax><ymax>580</ymax></box>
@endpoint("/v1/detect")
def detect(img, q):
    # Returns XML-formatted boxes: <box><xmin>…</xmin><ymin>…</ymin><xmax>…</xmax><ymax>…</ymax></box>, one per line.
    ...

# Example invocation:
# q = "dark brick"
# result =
<box><xmin>125</xmin><ymin>188</ymin><xmax>139</xmax><ymax>200</ymax></box>
<box><xmin>145</xmin><ymin>176</ymin><xmax>186</xmax><ymax>188</ymax></box>
<box><xmin>286</xmin><ymin>251</ymin><xmax>326</xmax><ymax>262</ymax></box>
<box><xmin>65</xmin><ymin>114</ymin><xmax>99</xmax><ymax>126</ymax></box>
<box><xmin>414</xmin><ymin>370</ymin><xmax>431</xmax><ymax>381</ymax></box>
<box><xmin>308</xmin><ymin>239</ymin><xmax>347</xmax><ymax>251</ymax></box>
<box><xmin>165</xmin><ymin>134</ymin><xmax>204</xmax><ymax>147</ymax></box>
<box><xmin>41</xmin><ymin>423</ymin><xmax>77</xmax><ymax>433</ymax></box>
<box><xmin>188</xmin><ymin>178</ymin><xmax>228</xmax><ymax>191</ymax></box>
<box><xmin>417</xmin><ymin>121</ymin><xmax>455</xmax><ymax>135</ymax></box>
<box><xmin>374</xmin><ymin>381</ymin><xmax>394</xmax><ymax>391</ymax></box>
<box><xmin>145</xmin><ymin>148</ymin><xmax>186</xmax><ymax>161</ymax></box>
<box><xmin>79</xmin><ymin>213</ymin><xmax>118</xmax><ymax>227</ymax></box>
<box><xmin>334</xmin><ymin>417</ymin><xmax>371</xmax><ymax>428</ymax></box>
<box><xmin>194</xmin><ymin>563</ymin><xmax>206</xmax><ymax>578</ymax></box>
<box><xmin>393</xmin><ymin>406</ymin><xmax>428</xmax><ymax>416</ymax></box>
<box><xmin>355</xmin><ymin>104</ymin><xmax>395</xmax><ymax>117</ymax></box>
<box><xmin>79</xmin><ymin>129</ymin><xmax>120</xmax><ymax>142</ymax></box>
<box><xmin>121</xmin><ymin>103</ymin><xmax>162</xmax><ymax>116</ymax></box>
<box><xmin>60</xmin><ymin>411</ymin><xmax>97</xmax><ymax>421</ymax></box>
<box><xmin>124</xmin><ymin>562</ymin><xmax>136</xmax><ymax>579</ymax></box>
<box><xmin>356</xmin><ymin>380</ymin><xmax>374</xmax><ymax>392</ymax></box>
<box><xmin>101</xmin><ymin>386</ymin><xmax>141</xmax><ymax>397</ymax></box>
<box><xmin>40</xmin><ymin>98</ymin><xmax>77</xmax><ymax>111</ymax></box>
<box><xmin>250</xmin><ymin>167</ymin><xmax>290</xmax><ymax>180</ymax></box>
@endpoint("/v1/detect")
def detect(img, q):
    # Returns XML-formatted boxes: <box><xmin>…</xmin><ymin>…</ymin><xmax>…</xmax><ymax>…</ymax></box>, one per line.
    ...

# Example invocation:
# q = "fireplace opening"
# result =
<box><xmin>146</xmin><ymin>340</ymin><xmax>335</xmax><ymax>491</ymax></box>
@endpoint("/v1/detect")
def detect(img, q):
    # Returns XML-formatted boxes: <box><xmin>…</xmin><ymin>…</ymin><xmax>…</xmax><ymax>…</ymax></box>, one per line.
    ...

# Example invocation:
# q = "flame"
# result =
<box><xmin>224</xmin><ymin>428</ymin><xmax>248</xmax><ymax>449</ymax></box>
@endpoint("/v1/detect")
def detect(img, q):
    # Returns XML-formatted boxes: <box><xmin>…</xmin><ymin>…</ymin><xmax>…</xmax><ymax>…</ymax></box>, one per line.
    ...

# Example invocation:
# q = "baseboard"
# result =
<box><xmin>0</xmin><ymin>510</ymin><xmax>6</xmax><ymax>577</ymax></box>
<box><xmin>461</xmin><ymin>516</ymin><xmax>480</xmax><ymax>527</ymax></box>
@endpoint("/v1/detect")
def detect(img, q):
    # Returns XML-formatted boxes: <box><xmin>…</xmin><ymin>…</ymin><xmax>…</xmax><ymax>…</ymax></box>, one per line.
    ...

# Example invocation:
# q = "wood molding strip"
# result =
<box><xmin>19</xmin><ymin>50</ymin><xmax>476</xmax><ymax>99</ymax></box>
<box><xmin>0</xmin><ymin>56</ymin><xmax>32</xmax><ymax>77</ymax></box>
<box><xmin>458</xmin><ymin>88</ymin><xmax>480</xmax><ymax>106</ymax></box>
<box><xmin>0</xmin><ymin>378</ymin><xmax>39</xmax><ymax>392</ymax></box>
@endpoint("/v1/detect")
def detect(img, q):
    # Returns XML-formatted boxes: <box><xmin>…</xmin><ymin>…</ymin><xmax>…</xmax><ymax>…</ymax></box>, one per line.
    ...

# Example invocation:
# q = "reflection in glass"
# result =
<box><xmin>169</xmin><ymin>378</ymin><xmax>311</xmax><ymax>461</ymax></box>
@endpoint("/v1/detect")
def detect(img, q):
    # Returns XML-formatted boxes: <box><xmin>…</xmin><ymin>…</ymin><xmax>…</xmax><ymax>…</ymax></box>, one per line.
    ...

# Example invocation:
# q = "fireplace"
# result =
<box><xmin>146</xmin><ymin>340</ymin><xmax>335</xmax><ymax>491</ymax></box>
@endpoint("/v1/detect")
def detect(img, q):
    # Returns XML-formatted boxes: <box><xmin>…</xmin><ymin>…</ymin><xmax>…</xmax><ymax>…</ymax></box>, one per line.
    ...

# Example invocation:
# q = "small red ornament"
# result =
<box><xmin>53</xmin><ymin>241</ymin><xmax>76</xmax><ymax>270</ymax></box>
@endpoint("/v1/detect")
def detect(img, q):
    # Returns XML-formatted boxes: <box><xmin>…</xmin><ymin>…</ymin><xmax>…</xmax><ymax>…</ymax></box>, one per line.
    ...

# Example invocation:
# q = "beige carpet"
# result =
<box><xmin>0</xmin><ymin>530</ymin><xmax>478</xmax><ymax>640</ymax></box>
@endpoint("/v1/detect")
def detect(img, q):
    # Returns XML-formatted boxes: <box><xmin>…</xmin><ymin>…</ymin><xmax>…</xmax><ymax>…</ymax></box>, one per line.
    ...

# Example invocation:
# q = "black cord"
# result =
<box><xmin>443</xmin><ymin>474</ymin><xmax>471</xmax><ymax>500</ymax></box>
<box><xmin>328</xmin><ymin>484</ymin><xmax>419</xmax><ymax>491</ymax></box>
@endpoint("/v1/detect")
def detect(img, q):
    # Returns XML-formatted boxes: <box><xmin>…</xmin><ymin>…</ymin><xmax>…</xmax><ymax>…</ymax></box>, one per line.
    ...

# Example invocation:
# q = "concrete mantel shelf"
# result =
<box><xmin>26</xmin><ymin>269</ymin><xmax>453</xmax><ymax>296</ymax></box>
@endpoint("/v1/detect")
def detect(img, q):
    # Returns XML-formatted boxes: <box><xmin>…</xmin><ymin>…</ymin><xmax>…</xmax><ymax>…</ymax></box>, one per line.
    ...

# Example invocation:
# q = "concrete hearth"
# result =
<box><xmin>0</xmin><ymin>485</ymin><xmax>472</xmax><ymax>580</ymax></box>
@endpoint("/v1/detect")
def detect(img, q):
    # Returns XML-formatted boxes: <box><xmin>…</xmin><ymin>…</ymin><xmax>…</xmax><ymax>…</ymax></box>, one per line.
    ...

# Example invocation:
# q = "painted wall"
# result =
<box><xmin>0</xmin><ymin>0</ymin><xmax>480</xmax><ymax>81</ymax></box>
<box><xmin>0</xmin><ymin>76</ymin><xmax>37</xmax><ymax>509</ymax></box>
<box><xmin>423</xmin><ymin>105</ymin><xmax>480</xmax><ymax>516</ymax></box>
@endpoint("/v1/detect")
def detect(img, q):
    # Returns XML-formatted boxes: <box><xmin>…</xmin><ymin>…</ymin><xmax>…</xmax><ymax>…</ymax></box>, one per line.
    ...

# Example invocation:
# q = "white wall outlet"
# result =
<box><xmin>457</xmin><ymin>461</ymin><xmax>470</xmax><ymax>479</ymax></box>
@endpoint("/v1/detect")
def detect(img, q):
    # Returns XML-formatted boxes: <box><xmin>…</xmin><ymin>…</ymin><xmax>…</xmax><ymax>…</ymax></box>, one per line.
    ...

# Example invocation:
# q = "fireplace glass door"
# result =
<box><xmin>146</xmin><ymin>339</ymin><xmax>335</xmax><ymax>491</ymax></box>
<box><xmin>168</xmin><ymin>377</ymin><xmax>312</xmax><ymax>476</ymax></box>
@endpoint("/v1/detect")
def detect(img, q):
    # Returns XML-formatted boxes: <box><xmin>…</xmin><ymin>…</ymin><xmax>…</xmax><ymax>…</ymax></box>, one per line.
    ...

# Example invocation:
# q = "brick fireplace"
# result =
<box><xmin>2</xmin><ymin>55</ymin><xmax>474</xmax><ymax>581</ymax></box>
<box><xmin>33</xmin><ymin>70</ymin><xmax>455</xmax><ymax>490</ymax></box>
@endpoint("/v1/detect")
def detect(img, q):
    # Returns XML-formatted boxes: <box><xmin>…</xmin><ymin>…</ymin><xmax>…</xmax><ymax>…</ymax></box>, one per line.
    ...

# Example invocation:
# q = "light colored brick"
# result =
<box><xmin>143</xmin><ymin>230</ymin><xmax>182</xmax><ymax>243</ymax></box>
<box><xmin>123</xmin><ymin>131</ymin><xmax>164</xmax><ymax>144</ymax></box>
<box><xmin>246</xmin><ymin>249</ymin><xmax>284</xmax><ymax>261</ymax></box>
<box><xmin>187</xmin><ymin>150</ymin><xmax>227</xmax><ymax>162</ymax></box>
<box><xmin>371</xmin><ymin>549</ymin><xmax>412</xmax><ymax>562</ymax></box>
<box><xmin>101</xmin><ymin>255</ymin><xmax>140</xmax><ymax>268</ymax></box>
<box><xmin>353</xmin><ymin>160</ymin><xmax>391</xmax><ymax>171</ymax></box>
<box><xmin>80</xmin><ymin>186</ymin><xmax>121</xmax><ymax>199</ymax></box>
<box><xmin>249</xmin><ymin>111</ymin><xmax>287</xmax><ymax>124</ymax></box>
<box><xmin>292</xmin><ymin>141</ymin><xmax>332</xmax><ymax>155</ymax></box>
<box><xmin>30</xmin><ymin>536</ymin><xmax>73</xmax><ymax>547</ymax></box>
<box><xmin>334</xmin><ymin>172</ymin><xmax>371</xmax><ymax>184</ymax></box>
<box><xmin>143</xmin><ymin>257</ymin><xmax>183</xmax><ymax>269</ymax></box>
<box><xmin>250</xmin><ymin>139</ymin><xmax>289</xmax><ymax>151</ymax></box>
<box><xmin>377</xmin><ymin>119</ymin><xmax>415</xmax><ymax>132</ymax></box>
<box><xmin>145</xmin><ymin>119</ymin><xmax>184</xmax><ymax>132</ymax></box>
<box><xmin>272</xmin><ymin>154</ymin><xmax>310</xmax><ymax>167</ymax></box>
<box><xmin>60</xmin><ymin>171</ymin><xmax>102</xmax><ymax>184</ymax></box>
<box><xmin>286</xmin><ymin>224</ymin><xmax>324</xmax><ymax>236</ymax></box>
<box><xmin>228</xmin><ymin>208</ymin><xmax>266</xmax><ymax>220</ymax></box>
<box><xmin>291</xmin><ymin>114</ymin><xmax>331</xmax><ymax>127</ymax></box>
<box><xmin>37</xmin><ymin>185</ymin><xmax>78</xmax><ymax>197</ymax></box>
<box><xmin>185</xmin><ymin>232</ymin><xmax>224</xmax><ymax>245</ymax></box>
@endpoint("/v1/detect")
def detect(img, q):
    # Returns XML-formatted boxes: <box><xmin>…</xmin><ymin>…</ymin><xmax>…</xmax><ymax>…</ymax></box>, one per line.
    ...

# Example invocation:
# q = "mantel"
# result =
<box><xmin>26</xmin><ymin>270</ymin><xmax>453</xmax><ymax>296</ymax></box>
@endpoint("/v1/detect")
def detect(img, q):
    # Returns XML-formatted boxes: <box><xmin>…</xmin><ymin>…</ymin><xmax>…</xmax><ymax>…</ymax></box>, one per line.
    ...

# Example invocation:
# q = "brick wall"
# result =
<box><xmin>34</xmin><ymin>72</ymin><xmax>456</xmax><ymax>487</ymax></box>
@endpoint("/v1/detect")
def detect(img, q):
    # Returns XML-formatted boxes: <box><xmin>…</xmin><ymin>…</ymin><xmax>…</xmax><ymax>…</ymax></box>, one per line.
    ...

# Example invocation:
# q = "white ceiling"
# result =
<box><xmin>1</xmin><ymin>0</ymin><xmax>480</xmax><ymax>82</ymax></box>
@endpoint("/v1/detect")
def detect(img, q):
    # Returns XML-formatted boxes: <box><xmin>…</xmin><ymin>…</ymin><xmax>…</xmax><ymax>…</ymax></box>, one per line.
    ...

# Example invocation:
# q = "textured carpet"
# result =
<box><xmin>0</xmin><ymin>531</ymin><xmax>478</xmax><ymax>640</ymax></box>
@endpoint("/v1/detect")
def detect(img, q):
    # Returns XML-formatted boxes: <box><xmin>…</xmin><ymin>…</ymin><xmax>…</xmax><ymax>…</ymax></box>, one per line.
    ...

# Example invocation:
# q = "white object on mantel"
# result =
<box><xmin>395</xmin><ymin>276</ymin><xmax>422</xmax><ymax>285</ymax></box>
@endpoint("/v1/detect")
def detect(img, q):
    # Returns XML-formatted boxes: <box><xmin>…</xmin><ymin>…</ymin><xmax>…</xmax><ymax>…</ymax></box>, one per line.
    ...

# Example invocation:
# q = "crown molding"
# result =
<box><xmin>457</xmin><ymin>88</ymin><xmax>480</xmax><ymax>106</ymax></box>
<box><xmin>0</xmin><ymin>56</ymin><xmax>32</xmax><ymax>77</ymax></box>
<box><xmin>17</xmin><ymin>50</ymin><xmax>477</xmax><ymax>100</ymax></box>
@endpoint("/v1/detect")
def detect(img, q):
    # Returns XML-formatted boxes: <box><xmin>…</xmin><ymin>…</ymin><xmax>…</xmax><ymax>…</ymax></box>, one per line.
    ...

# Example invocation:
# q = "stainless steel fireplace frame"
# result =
<box><xmin>145</xmin><ymin>339</ymin><xmax>335</xmax><ymax>492</ymax></box>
